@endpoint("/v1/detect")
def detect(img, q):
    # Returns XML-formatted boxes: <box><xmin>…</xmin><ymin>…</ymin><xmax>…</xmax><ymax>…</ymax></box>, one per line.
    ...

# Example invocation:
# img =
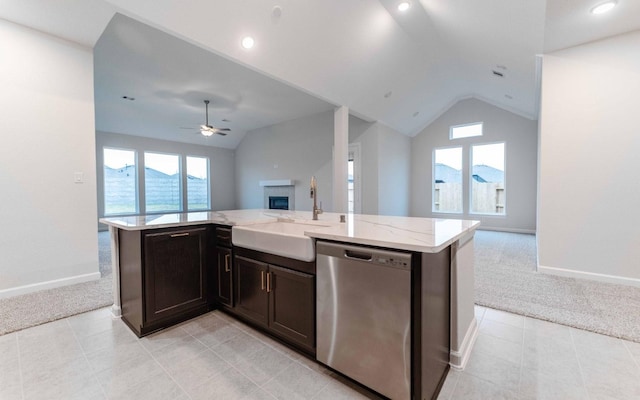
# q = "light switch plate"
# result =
<box><xmin>74</xmin><ymin>172</ymin><xmax>84</xmax><ymax>183</ymax></box>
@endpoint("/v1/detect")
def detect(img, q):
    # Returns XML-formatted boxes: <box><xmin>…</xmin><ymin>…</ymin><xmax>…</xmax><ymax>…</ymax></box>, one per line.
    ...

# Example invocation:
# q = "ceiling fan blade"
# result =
<box><xmin>179</xmin><ymin>127</ymin><xmax>195</xmax><ymax>130</ymax></box>
<box><xmin>194</xmin><ymin>101</ymin><xmax>229</xmax><ymax>137</ymax></box>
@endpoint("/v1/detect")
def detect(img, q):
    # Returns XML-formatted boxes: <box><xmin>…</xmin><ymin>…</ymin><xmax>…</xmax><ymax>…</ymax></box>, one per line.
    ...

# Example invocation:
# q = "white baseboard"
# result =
<box><xmin>478</xmin><ymin>226</ymin><xmax>536</xmax><ymax>234</ymax></box>
<box><xmin>538</xmin><ymin>265</ymin><xmax>640</xmax><ymax>288</ymax></box>
<box><xmin>450</xmin><ymin>317</ymin><xmax>479</xmax><ymax>370</ymax></box>
<box><xmin>0</xmin><ymin>272</ymin><xmax>101</xmax><ymax>299</ymax></box>
<box><xmin>111</xmin><ymin>304</ymin><xmax>122</xmax><ymax>318</ymax></box>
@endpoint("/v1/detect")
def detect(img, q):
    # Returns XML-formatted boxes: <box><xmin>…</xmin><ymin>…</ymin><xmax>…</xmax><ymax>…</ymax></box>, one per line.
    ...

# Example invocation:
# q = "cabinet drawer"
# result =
<box><xmin>215</xmin><ymin>227</ymin><xmax>232</xmax><ymax>247</ymax></box>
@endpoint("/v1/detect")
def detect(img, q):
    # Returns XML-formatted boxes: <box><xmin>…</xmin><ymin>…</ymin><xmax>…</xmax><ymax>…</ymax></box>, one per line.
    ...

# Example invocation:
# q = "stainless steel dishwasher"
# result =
<box><xmin>316</xmin><ymin>241</ymin><xmax>412</xmax><ymax>400</ymax></box>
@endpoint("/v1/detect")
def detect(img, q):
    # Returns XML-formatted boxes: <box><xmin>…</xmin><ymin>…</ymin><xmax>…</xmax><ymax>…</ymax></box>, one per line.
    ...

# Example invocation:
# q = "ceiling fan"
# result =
<box><xmin>196</xmin><ymin>100</ymin><xmax>230</xmax><ymax>137</ymax></box>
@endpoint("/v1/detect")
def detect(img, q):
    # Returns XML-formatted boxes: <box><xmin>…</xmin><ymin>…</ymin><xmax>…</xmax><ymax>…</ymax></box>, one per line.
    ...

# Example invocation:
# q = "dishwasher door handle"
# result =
<box><xmin>343</xmin><ymin>250</ymin><xmax>373</xmax><ymax>262</ymax></box>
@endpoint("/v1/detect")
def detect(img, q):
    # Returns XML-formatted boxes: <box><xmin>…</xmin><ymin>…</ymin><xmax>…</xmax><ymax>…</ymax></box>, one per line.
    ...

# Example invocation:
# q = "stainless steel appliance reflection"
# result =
<box><xmin>316</xmin><ymin>241</ymin><xmax>412</xmax><ymax>400</ymax></box>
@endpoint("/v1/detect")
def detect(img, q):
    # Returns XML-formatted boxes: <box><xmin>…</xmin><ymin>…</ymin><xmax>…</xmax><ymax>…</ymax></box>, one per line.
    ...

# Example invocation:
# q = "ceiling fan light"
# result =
<box><xmin>591</xmin><ymin>1</ymin><xmax>617</xmax><ymax>14</ymax></box>
<box><xmin>201</xmin><ymin>129</ymin><xmax>214</xmax><ymax>137</ymax></box>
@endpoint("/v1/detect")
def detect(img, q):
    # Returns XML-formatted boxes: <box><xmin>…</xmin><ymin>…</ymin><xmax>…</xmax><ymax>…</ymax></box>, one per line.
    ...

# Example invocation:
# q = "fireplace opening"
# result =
<box><xmin>269</xmin><ymin>196</ymin><xmax>289</xmax><ymax>210</ymax></box>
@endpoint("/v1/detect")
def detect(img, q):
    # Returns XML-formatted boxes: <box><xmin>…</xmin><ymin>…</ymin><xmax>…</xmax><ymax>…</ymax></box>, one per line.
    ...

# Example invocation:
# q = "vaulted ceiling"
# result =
<box><xmin>1</xmin><ymin>0</ymin><xmax>639</xmax><ymax>149</ymax></box>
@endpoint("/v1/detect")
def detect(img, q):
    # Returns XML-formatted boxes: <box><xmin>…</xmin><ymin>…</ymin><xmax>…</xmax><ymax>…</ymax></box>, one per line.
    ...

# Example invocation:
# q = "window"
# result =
<box><xmin>103</xmin><ymin>148</ymin><xmax>137</xmax><ymax>215</ymax></box>
<box><xmin>450</xmin><ymin>122</ymin><xmax>483</xmax><ymax>140</ymax></box>
<box><xmin>471</xmin><ymin>143</ymin><xmax>505</xmax><ymax>215</ymax></box>
<box><xmin>144</xmin><ymin>152</ymin><xmax>181</xmax><ymax>213</ymax></box>
<box><xmin>186</xmin><ymin>156</ymin><xmax>210</xmax><ymax>210</ymax></box>
<box><xmin>433</xmin><ymin>147</ymin><xmax>463</xmax><ymax>213</ymax></box>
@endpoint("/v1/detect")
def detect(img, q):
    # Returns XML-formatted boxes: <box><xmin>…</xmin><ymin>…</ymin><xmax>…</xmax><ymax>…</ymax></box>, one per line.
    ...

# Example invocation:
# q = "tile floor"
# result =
<box><xmin>438</xmin><ymin>306</ymin><xmax>640</xmax><ymax>400</ymax></box>
<box><xmin>0</xmin><ymin>307</ymin><xmax>382</xmax><ymax>400</ymax></box>
<box><xmin>1</xmin><ymin>306</ymin><xmax>639</xmax><ymax>400</ymax></box>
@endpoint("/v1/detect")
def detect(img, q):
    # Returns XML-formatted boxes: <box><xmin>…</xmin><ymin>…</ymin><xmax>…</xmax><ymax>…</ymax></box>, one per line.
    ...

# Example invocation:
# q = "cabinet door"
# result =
<box><xmin>234</xmin><ymin>256</ymin><xmax>269</xmax><ymax>328</ymax></box>
<box><xmin>144</xmin><ymin>227</ymin><xmax>207</xmax><ymax>324</ymax></box>
<box><xmin>216</xmin><ymin>246</ymin><xmax>233</xmax><ymax>307</ymax></box>
<box><xmin>268</xmin><ymin>265</ymin><xmax>315</xmax><ymax>351</ymax></box>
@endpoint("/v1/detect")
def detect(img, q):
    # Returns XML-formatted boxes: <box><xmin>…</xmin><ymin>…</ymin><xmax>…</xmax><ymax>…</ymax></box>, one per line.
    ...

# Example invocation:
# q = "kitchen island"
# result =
<box><xmin>100</xmin><ymin>209</ymin><xmax>479</xmax><ymax>398</ymax></box>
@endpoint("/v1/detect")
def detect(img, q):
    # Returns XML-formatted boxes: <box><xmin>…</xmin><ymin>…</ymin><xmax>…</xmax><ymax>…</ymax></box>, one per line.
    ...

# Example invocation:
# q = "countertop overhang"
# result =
<box><xmin>100</xmin><ymin>209</ymin><xmax>480</xmax><ymax>253</ymax></box>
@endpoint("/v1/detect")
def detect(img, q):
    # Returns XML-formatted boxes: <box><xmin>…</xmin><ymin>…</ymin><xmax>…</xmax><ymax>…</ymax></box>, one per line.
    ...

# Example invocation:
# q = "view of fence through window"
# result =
<box><xmin>104</xmin><ymin>148</ymin><xmax>137</xmax><ymax>215</ymax></box>
<box><xmin>471</xmin><ymin>143</ymin><xmax>505</xmax><ymax>215</ymax></box>
<box><xmin>145</xmin><ymin>152</ymin><xmax>181</xmax><ymax>212</ymax></box>
<box><xmin>433</xmin><ymin>147</ymin><xmax>463</xmax><ymax>213</ymax></box>
<box><xmin>104</xmin><ymin>148</ymin><xmax>211</xmax><ymax>215</ymax></box>
<box><xmin>433</xmin><ymin>143</ymin><xmax>505</xmax><ymax>214</ymax></box>
<box><xmin>187</xmin><ymin>156</ymin><xmax>209</xmax><ymax>210</ymax></box>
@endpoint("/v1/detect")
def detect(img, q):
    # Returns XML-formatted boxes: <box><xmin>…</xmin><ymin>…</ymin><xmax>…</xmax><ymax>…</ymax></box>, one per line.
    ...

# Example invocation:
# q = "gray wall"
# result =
<box><xmin>235</xmin><ymin>111</ymin><xmax>335</xmax><ymax>212</ymax></box>
<box><xmin>410</xmin><ymin>98</ymin><xmax>538</xmax><ymax>232</ymax></box>
<box><xmin>348</xmin><ymin>121</ymin><xmax>411</xmax><ymax>216</ymax></box>
<box><xmin>378</xmin><ymin>124</ymin><xmax>411</xmax><ymax>216</ymax></box>
<box><xmin>234</xmin><ymin>110</ymin><xmax>411</xmax><ymax>216</ymax></box>
<box><xmin>96</xmin><ymin>131</ymin><xmax>236</xmax><ymax>227</ymax></box>
<box><xmin>0</xmin><ymin>20</ymin><xmax>99</xmax><ymax>296</ymax></box>
<box><xmin>538</xmin><ymin>30</ymin><xmax>640</xmax><ymax>284</ymax></box>
<box><xmin>349</xmin><ymin>119</ymin><xmax>379</xmax><ymax>214</ymax></box>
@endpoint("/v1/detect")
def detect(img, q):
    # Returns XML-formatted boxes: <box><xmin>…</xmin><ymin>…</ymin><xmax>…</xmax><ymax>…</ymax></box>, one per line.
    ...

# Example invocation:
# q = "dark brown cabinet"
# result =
<box><xmin>233</xmin><ymin>251</ymin><xmax>315</xmax><ymax>353</ymax></box>
<box><xmin>268</xmin><ymin>265</ymin><xmax>315</xmax><ymax>350</ymax></box>
<box><xmin>119</xmin><ymin>225</ymin><xmax>209</xmax><ymax>337</ymax></box>
<box><xmin>235</xmin><ymin>256</ymin><xmax>269</xmax><ymax>327</ymax></box>
<box><xmin>212</xmin><ymin>226</ymin><xmax>233</xmax><ymax>307</ymax></box>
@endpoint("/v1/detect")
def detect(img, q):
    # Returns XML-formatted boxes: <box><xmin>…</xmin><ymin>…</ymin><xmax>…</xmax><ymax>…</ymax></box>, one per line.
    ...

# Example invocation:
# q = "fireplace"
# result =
<box><xmin>261</xmin><ymin>180</ymin><xmax>295</xmax><ymax>210</ymax></box>
<box><xmin>269</xmin><ymin>196</ymin><xmax>289</xmax><ymax>210</ymax></box>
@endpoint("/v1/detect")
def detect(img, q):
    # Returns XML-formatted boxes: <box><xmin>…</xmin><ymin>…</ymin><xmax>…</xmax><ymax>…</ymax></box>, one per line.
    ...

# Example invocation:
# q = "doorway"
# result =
<box><xmin>348</xmin><ymin>143</ymin><xmax>361</xmax><ymax>214</ymax></box>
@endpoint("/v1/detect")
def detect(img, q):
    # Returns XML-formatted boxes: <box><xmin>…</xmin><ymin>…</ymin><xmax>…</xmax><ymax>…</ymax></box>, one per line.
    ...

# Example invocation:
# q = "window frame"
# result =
<box><xmin>103</xmin><ymin>146</ymin><xmax>139</xmax><ymax>217</ymax></box>
<box><xmin>143</xmin><ymin>151</ymin><xmax>183</xmax><ymax>214</ymax></box>
<box><xmin>186</xmin><ymin>155</ymin><xmax>211</xmax><ymax>211</ymax></box>
<box><xmin>450</xmin><ymin>122</ymin><xmax>483</xmax><ymax>140</ymax></box>
<box><xmin>469</xmin><ymin>141</ymin><xmax>507</xmax><ymax>216</ymax></box>
<box><xmin>432</xmin><ymin>145</ymin><xmax>464</xmax><ymax>214</ymax></box>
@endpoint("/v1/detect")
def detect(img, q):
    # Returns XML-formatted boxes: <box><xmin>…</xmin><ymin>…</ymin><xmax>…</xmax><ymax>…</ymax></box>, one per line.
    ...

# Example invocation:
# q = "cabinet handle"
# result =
<box><xmin>261</xmin><ymin>271</ymin><xmax>265</xmax><ymax>291</ymax></box>
<box><xmin>266</xmin><ymin>272</ymin><xmax>271</xmax><ymax>293</ymax></box>
<box><xmin>224</xmin><ymin>254</ymin><xmax>231</xmax><ymax>272</ymax></box>
<box><xmin>170</xmin><ymin>232</ymin><xmax>190</xmax><ymax>238</ymax></box>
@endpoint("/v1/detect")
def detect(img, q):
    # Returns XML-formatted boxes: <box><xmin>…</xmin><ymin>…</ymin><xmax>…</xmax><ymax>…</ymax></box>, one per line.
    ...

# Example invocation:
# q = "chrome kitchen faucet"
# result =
<box><xmin>310</xmin><ymin>176</ymin><xmax>323</xmax><ymax>220</ymax></box>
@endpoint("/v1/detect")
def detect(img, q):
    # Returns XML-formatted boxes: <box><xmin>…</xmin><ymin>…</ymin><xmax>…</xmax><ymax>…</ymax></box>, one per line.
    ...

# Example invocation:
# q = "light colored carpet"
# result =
<box><xmin>0</xmin><ymin>231</ymin><xmax>113</xmax><ymax>335</ymax></box>
<box><xmin>474</xmin><ymin>230</ymin><xmax>640</xmax><ymax>343</ymax></box>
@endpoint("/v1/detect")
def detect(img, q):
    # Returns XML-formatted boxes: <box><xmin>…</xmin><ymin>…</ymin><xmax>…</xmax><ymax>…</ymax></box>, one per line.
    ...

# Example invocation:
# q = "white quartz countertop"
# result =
<box><xmin>100</xmin><ymin>209</ymin><xmax>479</xmax><ymax>253</ymax></box>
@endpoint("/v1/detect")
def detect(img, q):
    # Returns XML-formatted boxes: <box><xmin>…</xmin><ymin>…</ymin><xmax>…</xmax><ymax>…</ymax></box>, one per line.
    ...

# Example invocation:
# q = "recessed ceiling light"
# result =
<box><xmin>591</xmin><ymin>1</ymin><xmax>617</xmax><ymax>14</ymax></box>
<box><xmin>241</xmin><ymin>36</ymin><xmax>255</xmax><ymax>49</ymax></box>
<box><xmin>398</xmin><ymin>2</ymin><xmax>410</xmax><ymax>11</ymax></box>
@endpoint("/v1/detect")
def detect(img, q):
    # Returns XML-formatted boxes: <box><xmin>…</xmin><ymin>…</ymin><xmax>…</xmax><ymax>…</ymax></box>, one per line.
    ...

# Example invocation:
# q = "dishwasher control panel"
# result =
<box><xmin>374</xmin><ymin>256</ymin><xmax>410</xmax><ymax>269</ymax></box>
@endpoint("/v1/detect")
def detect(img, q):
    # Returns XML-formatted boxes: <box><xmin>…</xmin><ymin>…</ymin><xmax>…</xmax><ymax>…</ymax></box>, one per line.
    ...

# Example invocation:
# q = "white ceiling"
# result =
<box><xmin>94</xmin><ymin>14</ymin><xmax>336</xmax><ymax>149</ymax></box>
<box><xmin>1</xmin><ymin>0</ymin><xmax>639</xmax><ymax>148</ymax></box>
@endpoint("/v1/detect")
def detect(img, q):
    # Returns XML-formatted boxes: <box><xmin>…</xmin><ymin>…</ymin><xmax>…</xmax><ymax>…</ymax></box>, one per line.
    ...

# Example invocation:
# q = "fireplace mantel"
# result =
<box><xmin>259</xmin><ymin>179</ymin><xmax>295</xmax><ymax>187</ymax></box>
